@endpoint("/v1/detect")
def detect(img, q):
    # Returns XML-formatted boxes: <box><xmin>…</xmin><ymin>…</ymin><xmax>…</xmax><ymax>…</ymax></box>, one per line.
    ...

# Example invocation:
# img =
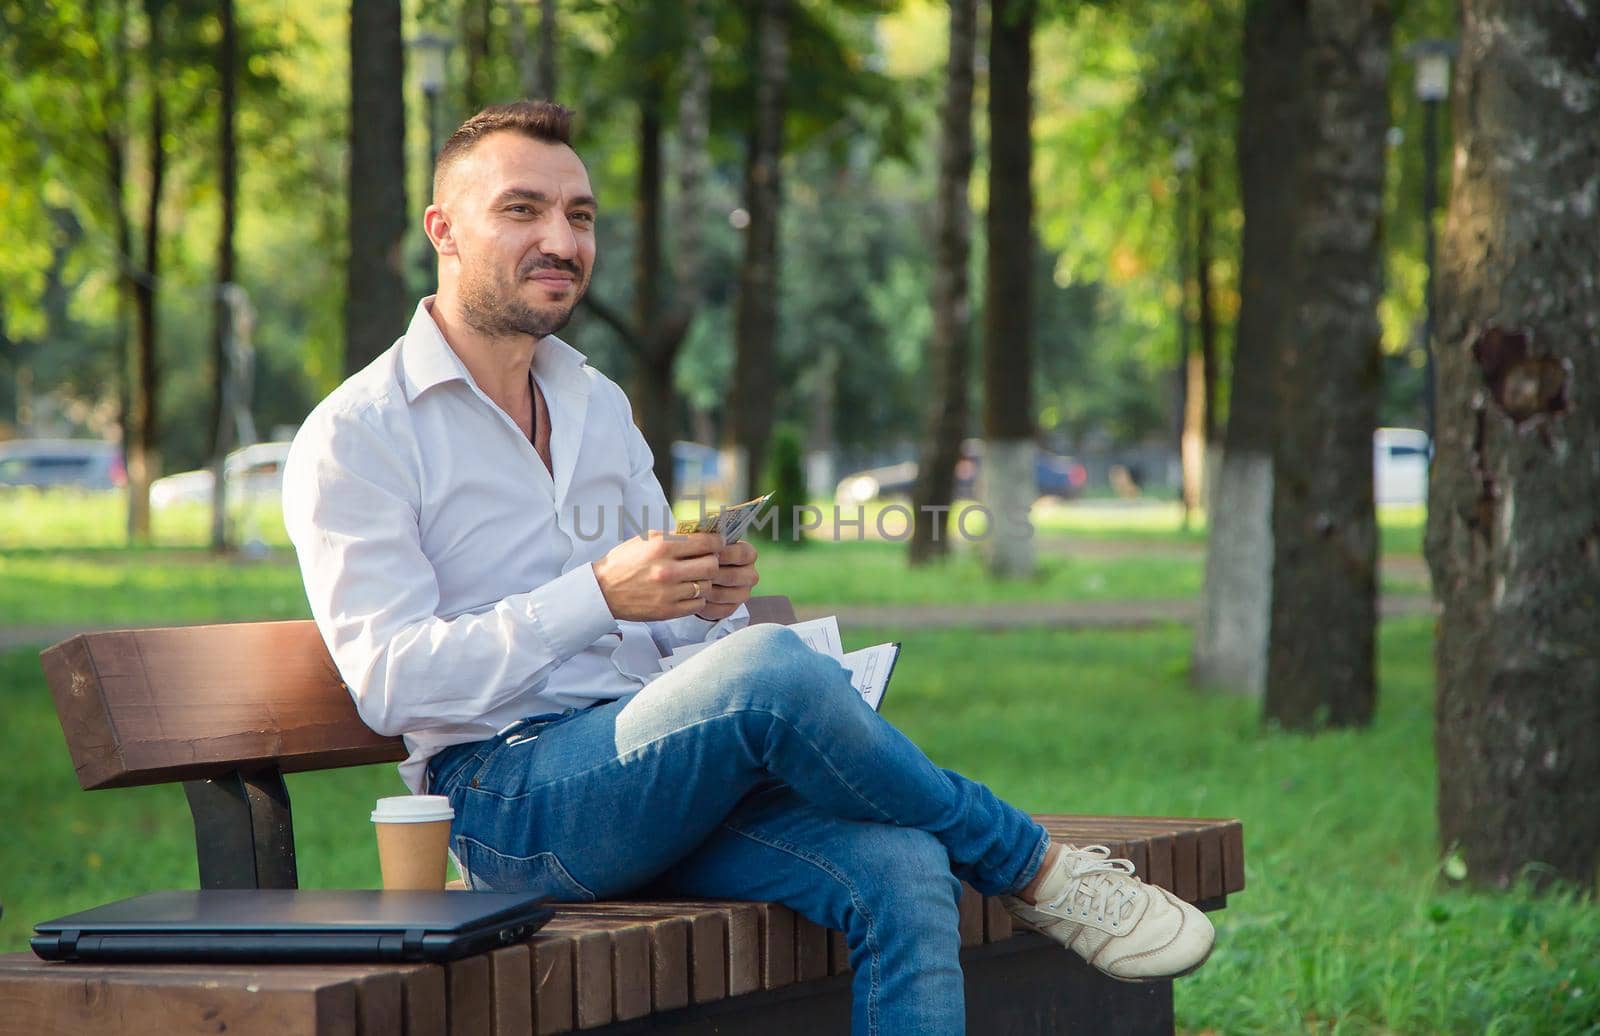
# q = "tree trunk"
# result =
<box><xmin>345</xmin><ymin>0</ymin><xmax>409</xmax><ymax>377</ymax></box>
<box><xmin>127</xmin><ymin>0</ymin><xmax>168</xmax><ymax>544</ymax></box>
<box><xmin>672</xmin><ymin>0</ymin><xmax>710</xmax><ymax>317</ymax></box>
<box><xmin>627</xmin><ymin>96</ymin><xmax>676</xmax><ymax>501</ymax></box>
<box><xmin>909</xmin><ymin>0</ymin><xmax>978</xmax><ymax>566</ymax></box>
<box><xmin>538</xmin><ymin>0</ymin><xmax>558</xmax><ymax>100</ymax></box>
<box><xmin>1428</xmin><ymin>0</ymin><xmax>1600</xmax><ymax>890</ymax></box>
<box><xmin>585</xmin><ymin>5</ymin><xmax>709</xmax><ymax>503</ymax></box>
<box><xmin>1193</xmin><ymin>0</ymin><xmax>1307</xmax><ymax>696</ymax></box>
<box><xmin>981</xmin><ymin>0</ymin><xmax>1037</xmax><ymax>579</ymax></box>
<box><xmin>1263</xmin><ymin>0</ymin><xmax>1389</xmax><ymax>730</ymax></box>
<box><xmin>1181</xmin><ymin>342</ymin><xmax>1205</xmax><ymax>517</ymax></box>
<box><xmin>730</xmin><ymin>0</ymin><xmax>789</xmax><ymax>501</ymax></box>
<box><xmin>1174</xmin><ymin>163</ymin><xmax>1195</xmax><ymax>525</ymax></box>
<box><xmin>461</xmin><ymin>0</ymin><xmax>491</xmax><ymax>113</ymax></box>
<box><xmin>1195</xmin><ymin>153</ymin><xmax>1219</xmax><ymax>448</ymax></box>
<box><xmin>208</xmin><ymin>0</ymin><xmax>238</xmax><ymax>553</ymax></box>
<box><xmin>508</xmin><ymin>0</ymin><xmax>558</xmax><ymax>101</ymax></box>
<box><xmin>102</xmin><ymin>0</ymin><xmax>136</xmax><ymax>541</ymax></box>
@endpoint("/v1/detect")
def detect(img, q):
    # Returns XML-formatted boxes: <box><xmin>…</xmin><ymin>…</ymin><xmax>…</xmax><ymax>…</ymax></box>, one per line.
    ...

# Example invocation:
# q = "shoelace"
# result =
<box><xmin>1043</xmin><ymin>844</ymin><xmax>1142</xmax><ymax>928</ymax></box>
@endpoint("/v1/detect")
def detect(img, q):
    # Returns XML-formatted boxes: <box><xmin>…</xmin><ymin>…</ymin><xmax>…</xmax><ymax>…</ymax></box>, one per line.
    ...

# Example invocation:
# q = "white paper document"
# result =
<box><xmin>657</xmin><ymin>618</ymin><xmax>900</xmax><ymax>711</ymax></box>
<box><xmin>780</xmin><ymin>615</ymin><xmax>845</xmax><ymax>659</ymax></box>
<box><xmin>839</xmin><ymin>642</ymin><xmax>900</xmax><ymax>711</ymax></box>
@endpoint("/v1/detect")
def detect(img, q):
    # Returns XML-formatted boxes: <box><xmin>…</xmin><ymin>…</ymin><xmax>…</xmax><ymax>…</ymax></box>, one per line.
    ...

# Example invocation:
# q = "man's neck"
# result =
<box><xmin>426</xmin><ymin>294</ymin><xmax>539</xmax><ymax>427</ymax></box>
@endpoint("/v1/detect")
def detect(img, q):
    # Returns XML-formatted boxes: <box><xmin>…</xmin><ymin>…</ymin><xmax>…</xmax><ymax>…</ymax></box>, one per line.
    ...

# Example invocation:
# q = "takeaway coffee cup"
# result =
<box><xmin>371</xmin><ymin>795</ymin><xmax>455</xmax><ymax>890</ymax></box>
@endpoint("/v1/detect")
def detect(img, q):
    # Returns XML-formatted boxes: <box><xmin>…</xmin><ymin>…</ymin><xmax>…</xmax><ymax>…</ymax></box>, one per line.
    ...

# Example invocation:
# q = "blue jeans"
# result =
<box><xmin>426</xmin><ymin>623</ymin><xmax>1050</xmax><ymax>1035</ymax></box>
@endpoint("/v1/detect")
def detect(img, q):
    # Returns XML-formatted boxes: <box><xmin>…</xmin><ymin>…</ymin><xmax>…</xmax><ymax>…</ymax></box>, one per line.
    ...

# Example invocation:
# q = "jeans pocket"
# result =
<box><xmin>454</xmin><ymin>835</ymin><xmax>597</xmax><ymax>902</ymax></box>
<box><xmin>427</xmin><ymin>741</ymin><xmax>491</xmax><ymax>796</ymax></box>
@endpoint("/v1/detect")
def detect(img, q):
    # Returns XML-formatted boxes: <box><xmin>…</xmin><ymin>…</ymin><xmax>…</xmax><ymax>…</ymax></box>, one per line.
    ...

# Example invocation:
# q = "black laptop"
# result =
<box><xmin>32</xmin><ymin>889</ymin><xmax>553</xmax><ymax>964</ymax></box>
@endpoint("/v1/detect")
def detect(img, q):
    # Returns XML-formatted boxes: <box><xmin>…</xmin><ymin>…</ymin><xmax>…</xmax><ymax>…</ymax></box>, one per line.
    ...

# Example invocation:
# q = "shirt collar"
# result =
<box><xmin>400</xmin><ymin>296</ymin><xmax>589</xmax><ymax>403</ymax></box>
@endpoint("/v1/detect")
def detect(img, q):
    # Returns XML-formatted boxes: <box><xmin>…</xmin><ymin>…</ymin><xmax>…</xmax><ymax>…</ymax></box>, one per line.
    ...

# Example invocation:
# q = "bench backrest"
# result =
<box><xmin>41</xmin><ymin>596</ymin><xmax>798</xmax><ymax>791</ymax></box>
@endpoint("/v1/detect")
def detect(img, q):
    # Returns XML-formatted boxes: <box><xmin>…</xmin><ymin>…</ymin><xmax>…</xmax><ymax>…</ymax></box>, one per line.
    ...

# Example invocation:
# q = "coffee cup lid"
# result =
<box><xmin>371</xmin><ymin>794</ymin><xmax>455</xmax><ymax>824</ymax></box>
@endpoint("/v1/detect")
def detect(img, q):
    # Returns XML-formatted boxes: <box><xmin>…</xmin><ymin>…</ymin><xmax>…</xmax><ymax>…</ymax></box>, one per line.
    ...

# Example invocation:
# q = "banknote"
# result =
<box><xmin>675</xmin><ymin>491</ymin><xmax>775</xmax><ymax>544</ymax></box>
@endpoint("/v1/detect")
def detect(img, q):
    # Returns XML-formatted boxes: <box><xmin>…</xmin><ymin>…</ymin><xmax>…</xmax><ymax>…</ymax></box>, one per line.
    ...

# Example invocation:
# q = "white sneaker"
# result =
<box><xmin>1004</xmin><ymin>844</ymin><xmax>1215</xmax><ymax>982</ymax></box>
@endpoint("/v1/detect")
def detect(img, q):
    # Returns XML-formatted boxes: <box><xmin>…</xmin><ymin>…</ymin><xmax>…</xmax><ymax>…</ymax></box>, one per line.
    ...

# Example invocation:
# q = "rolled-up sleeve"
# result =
<box><xmin>283</xmin><ymin>404</ymin><xmax>618</xmax><ymax>736</ymax></box>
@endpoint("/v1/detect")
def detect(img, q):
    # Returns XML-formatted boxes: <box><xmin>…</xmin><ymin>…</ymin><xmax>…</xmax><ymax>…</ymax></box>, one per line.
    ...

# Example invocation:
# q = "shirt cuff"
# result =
<box><xmin>652</xmin><ymin>602</ymin><xmax>749</xmax><ymax>654</ymax></box>
<box><xmin>527</xmin><ymin>562</ymin><xmax>620</xmax><ymax>658</ymax></box>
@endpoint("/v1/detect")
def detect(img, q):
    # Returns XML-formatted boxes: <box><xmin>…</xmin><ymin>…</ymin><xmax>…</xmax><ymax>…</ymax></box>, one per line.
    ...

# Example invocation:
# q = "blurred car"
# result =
<box><xmin>149</xmin><ymin>441</ymin><xmax>292</xmax><ymax>509</ymax></box>
<box><xmin>0</xmin><ymin>439</ymin><xmax>125</xmax><ymax>490</ymax></box>
<box><xmin>1375</xmin><ymin>427</ymin><xmax>1430</xmax><ymax>505</ymax></box>
<box><xmin>834</xmin><ymin>439</ymin><xmax>1088</xmax><ymax>507</ymax></box>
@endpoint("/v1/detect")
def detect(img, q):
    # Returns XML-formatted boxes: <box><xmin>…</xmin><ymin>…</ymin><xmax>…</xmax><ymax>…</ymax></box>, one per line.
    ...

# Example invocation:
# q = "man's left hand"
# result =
<box><xmin>693</xmin><ymin>540</ymin><xmax>759</xmax><ymax>621</ymax></box>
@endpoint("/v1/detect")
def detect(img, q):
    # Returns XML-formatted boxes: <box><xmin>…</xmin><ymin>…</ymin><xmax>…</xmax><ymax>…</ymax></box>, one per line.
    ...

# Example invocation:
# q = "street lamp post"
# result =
<box><xmin>410</xmin><ymin>32</ymin><xmax>450</xmax><ymax>165</ymax></box>
<box><xmin>1407</xmin><ymin>39</ymin><xmax>1457</xmax><ymax>446</ymax></box>
<box><xmin>409</xmin><ymin>32</ymin><xmax>450</xmax><ymax>292</ymax></box>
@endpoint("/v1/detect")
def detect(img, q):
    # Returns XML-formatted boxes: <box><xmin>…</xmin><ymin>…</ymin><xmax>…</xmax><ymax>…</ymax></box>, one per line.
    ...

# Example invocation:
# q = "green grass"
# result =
<box><xmin>0</xmin><ymin>549</ymin><xmax>312</xmax><ymax>625</ymax></box>
<box><xmin>1</xmin><ymin>619</ymin><xmax>1593</xmax><ymax>1033</ymax></box>
<box><xmin>2</xmin><ymin>489</ymin><xmax>1427</xmax><ymax>556</ymax></box>
<box><xmin>0</xmin><ymin>489</ymin><xmax>287</xmax><ymax>551</ymax></box>
<box><xmin>0</xmin><ymin>530</ymin><xmax>1432</xmax><ymax>629</ymax></box>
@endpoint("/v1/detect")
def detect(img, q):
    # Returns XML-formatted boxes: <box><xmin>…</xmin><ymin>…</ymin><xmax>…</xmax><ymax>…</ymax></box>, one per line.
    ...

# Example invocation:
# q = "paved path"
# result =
<box><xmin>0</xmin><ymin>594</ymin><xmax>1438</xmax><ymax>652</ymax></box>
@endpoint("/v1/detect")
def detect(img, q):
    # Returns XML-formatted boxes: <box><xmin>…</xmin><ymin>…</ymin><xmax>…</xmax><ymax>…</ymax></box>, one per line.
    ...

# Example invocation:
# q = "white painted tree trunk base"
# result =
<box><xmin>1192</xmin><ymin>449</ymin><xmax>1272</xmax><ymax>696</ymax></box>
<box><xmin>981</xmin><ymin>439</ymin><xmax>1037</xmax><ymax>579</ymax></box>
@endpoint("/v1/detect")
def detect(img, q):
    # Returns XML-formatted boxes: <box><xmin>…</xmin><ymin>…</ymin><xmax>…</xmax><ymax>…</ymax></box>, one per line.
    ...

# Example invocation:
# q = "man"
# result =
<box><xmin>284</xmin><ymin>101</ymin><xmax>1213</xmax><ymax>1034</ymax></box>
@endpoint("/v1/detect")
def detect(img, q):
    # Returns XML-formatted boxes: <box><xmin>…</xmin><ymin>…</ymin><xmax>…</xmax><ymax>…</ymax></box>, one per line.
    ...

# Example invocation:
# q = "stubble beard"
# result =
<box><xmin>458</xmin><ymin>255</ymin><xmax>587</xmax><ymax>340</ymax></box>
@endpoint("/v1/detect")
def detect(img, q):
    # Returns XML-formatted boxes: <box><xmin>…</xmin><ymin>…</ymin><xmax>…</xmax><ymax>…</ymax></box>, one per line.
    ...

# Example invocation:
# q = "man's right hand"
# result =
<box><xmin>592</xmin><ymin>530</ymin><xmax>726</xmax><ymax>621</ymax></box>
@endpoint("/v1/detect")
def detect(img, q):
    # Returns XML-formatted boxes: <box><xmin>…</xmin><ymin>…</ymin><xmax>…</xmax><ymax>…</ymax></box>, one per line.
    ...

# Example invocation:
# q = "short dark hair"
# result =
<box><xmin>433</xmin><ymin>100</ymin><xmax>575</xmax><ymax>200</ymax></box>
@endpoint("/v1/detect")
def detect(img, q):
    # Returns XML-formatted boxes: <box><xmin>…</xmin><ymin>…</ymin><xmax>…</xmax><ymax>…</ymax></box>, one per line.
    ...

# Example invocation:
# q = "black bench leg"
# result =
<box><xmin>183</xmin><ymin>768</ymin><xmax>299</xmax><ymax>890</ymax></box>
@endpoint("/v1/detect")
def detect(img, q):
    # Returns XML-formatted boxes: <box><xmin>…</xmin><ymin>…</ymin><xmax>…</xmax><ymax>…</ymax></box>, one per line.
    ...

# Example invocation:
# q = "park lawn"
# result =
<box><xmin>1</xmin><ymin>617</ymin><xmax>1594</xmax><ymax>1034</ymax></box>
<box><xmin>0</xmin><ymin>489</ymin><xmax>1427</xmax><ymax>557</ymax></box>
<box><xmin>0</xmin><ymin>539</ymin><xmax>1432</xmax><ymax>627</ymax></box>
<box><xmin>1030</xmin><ymin>500</ymin><xmax>1429</xmax><ymax>557</ymax></box>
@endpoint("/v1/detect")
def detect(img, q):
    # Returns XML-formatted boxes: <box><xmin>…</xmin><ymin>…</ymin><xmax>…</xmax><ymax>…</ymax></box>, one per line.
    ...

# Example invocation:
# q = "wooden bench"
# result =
<box><xmin>0</xmin><ymin>597</ymin><xmax>1244</xmax><ymax>1035</ymax></box>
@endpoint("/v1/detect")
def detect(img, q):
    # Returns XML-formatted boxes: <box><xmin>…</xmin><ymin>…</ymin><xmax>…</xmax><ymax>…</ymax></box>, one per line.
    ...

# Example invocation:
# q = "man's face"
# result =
<box><xmin>433</xmin><ymin>132</ymin><xmax>597</xmax><ymax>339</ymax></box>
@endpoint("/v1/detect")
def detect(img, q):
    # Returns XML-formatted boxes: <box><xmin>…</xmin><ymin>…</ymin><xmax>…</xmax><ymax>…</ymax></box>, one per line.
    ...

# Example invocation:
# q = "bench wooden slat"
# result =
<box><xmin>561</xmin><ymin>905</ymin><xmax>692</xmax><ymax>1014</ymax></box>
<box><xmin>1223</xmin><ymin>822</ymin><xmax>1247</xmax><ymax>893</ymax></box>
<box><xmin>528</xmin><ymin>935</ymin><xmax>575</xmax><ymax>1035</ymax></box>
<box><xmin>754</xmin><ymin>902</ymin><xmax>795</xmax><ymax>990</ymax></box>
<box><xmin>652</xmin><ymin>900</ymin><xmax>762</xmax><ymax>998</ymax></box>
<box><xmin>535</xmin><ymin>924</ymin><xmax>612</xmax><ymax>1030</ymax></box>
<box><xmin>0</xmin><ymin>956</ymin><xmax>359</xmax><ymax>1036</ymax></box>
<box><xmin>445</xmin><ymin>953</ymin><xmax>491</xmax><ymax>1036</ymax></box>
<box><xmin>794</xmin><ymin>916</ymin><xmax>830</xmax><ymax>982</ymax></box>
<box><xmin>488</xmin><ymin>945</ymin><xmax>532</xmax><ymax>1036</ymax></box>
<box><xmin>40</xmin><ymin>621</ymin><xmax>405</xmax><ymax>790</ymax></box>
<box><xmin>396</xmin><ymin>963</ymin><xmax>447</xmax><ymax>1036</ymax></box>
<box><xmin>613</xmin><ymin>900</ymin><xmax>729</xmax><ymax>1007</ymax></box>
<box><xmin>346</xmin><ymin>970</ymin><xmax>402</xmax><ymax>1036</ymax></box>
<box><xmin>1172</xmin><ymin>829</ymin><xmax>1200</xmax><ymax>902</ymax></box>
<box><xmin>547</xmin><ymin>914</ymin><xmax>651</xmax><ymax>1022</ymax></box>
<box><xmin>1125</xmin><ymin>838</ymin><xmax>1150</xmax><ymax>883</ymax></box>
<box><xmin>828</xmin><ymin>929</ymin><xmax>851</xmax><ymax>976</ymax></box>
<box><xmin>982</xmin><ymin>895</ymin><xmax>1013</xmax><ymax>943</ymax></box>
<box><xmin>681</xmin><ymin>910</ymin><xmax>727</xmax><ymax>1005</ymax></box>
<box><xmin>1199</xmin><ymin>829</ymin><xmax>1225</xmax><ymax>900</ymax></box>
<box><xmin>1032</xmin><ymin>816</ymin><xmax>1246</xmax><ymax>898</ymax></box>
<box><xmin>957</xmin><ymin>883</ymin><xmax>984</xmax><ymax>946</ymax></box>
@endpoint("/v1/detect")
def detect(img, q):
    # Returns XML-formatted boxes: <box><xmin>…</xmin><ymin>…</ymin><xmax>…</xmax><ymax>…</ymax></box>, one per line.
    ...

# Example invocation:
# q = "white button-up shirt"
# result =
<box><xmin>283</xmin><ymin>299</ymin><xmax>746</xmax><ymax>792</ymax></box>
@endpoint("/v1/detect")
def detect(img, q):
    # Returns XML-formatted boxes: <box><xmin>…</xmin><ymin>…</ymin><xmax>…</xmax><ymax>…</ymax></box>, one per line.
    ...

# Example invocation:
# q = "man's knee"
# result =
<box><xmin>709</xmin><ymin>623</ymin><xmax>856</xmax><ymax>708</ymax></box>
<box><xmin>844</xmin><ymin>827</ymin><xmax>961</xmax><ymax>932</ymax></box>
